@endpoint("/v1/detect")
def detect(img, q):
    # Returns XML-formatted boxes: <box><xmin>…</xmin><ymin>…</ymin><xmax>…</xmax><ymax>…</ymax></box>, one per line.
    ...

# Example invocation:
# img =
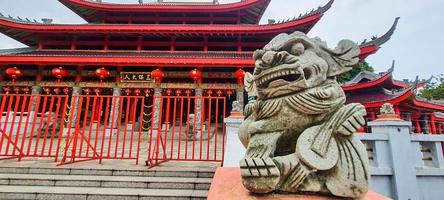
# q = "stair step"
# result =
<box><xmin>0</xmin><ymin>185</ymin><xmax>207</xmax><ymax>200</ymax></box>
<box><xmin>0</xmin><ymin>174</ymin><xmax>212</xmax><ymax>190</ymax></box>
<box><xmin>0</xmin><ymin>166</ymin><xmax>215</xmax><ymax>178</ymax></box>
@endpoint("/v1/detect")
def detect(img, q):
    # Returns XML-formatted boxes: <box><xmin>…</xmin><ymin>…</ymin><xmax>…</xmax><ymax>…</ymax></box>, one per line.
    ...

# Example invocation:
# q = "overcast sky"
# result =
<box><xmin>0</xmin><ymin>0</ymin><xmax>443</xmax><ymax>80</ymax></box>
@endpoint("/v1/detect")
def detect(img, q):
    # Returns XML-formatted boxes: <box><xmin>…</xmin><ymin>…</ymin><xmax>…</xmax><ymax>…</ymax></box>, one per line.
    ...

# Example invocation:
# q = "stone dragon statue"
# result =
<box><xmin>239</xmin><ymin>31</ymin><xmax>369</xmax><ymax>199</ymax></box>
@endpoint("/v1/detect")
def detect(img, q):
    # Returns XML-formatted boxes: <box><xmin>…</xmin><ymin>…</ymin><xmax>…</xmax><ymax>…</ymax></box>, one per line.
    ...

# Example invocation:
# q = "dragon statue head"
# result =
<box><xmin>246</xmin><ymin>31</ymin><xmax>360</xmax><ymax>100</ymax></box>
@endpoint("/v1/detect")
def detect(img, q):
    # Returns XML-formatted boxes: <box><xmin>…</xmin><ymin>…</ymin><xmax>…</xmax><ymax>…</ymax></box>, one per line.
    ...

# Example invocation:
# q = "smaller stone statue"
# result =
<box><xmin>376</xmin><ymin>103</ymin><xmax>401</xmax><ymax>121</ymax></box>
<box><xmin>380</xmin><ymin>103</ymin><xmax>395</xmax><ymax>115</ymax></box>
<box><xmin>231</xmin><ymin>101</ymin><xmax>242</xmax><ymax>113</ymax></box>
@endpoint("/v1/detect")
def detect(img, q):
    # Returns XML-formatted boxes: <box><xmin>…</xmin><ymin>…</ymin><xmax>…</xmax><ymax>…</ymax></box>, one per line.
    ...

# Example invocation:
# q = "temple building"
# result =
<box><xmin>0</xmin><ymin>0</ymin><xmax>439</xmax><ymax>134</ymax></box>
<box><xmin>343</xmin><ymin>63</ymin><xmax>444</xmax><ymax>134</ymax></box>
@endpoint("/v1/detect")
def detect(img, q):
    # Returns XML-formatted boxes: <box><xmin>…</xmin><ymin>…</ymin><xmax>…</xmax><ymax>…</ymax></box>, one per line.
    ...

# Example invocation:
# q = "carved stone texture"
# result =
<box><xmin>239</xmin><ymin>31</ymin><xmax>370</xmax><ymax>199</ymax></box>
<box><xmin>380</xmin><ymin>103</ymin><xmax>395</xmax><ymax>115</ymax></box>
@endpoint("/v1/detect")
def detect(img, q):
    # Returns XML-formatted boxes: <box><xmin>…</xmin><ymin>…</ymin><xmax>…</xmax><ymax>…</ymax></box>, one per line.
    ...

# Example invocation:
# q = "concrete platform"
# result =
<box><xmin>208</xmin><ymin>167</ymin><xmax>392</xmax><ymax>200</ymax></box>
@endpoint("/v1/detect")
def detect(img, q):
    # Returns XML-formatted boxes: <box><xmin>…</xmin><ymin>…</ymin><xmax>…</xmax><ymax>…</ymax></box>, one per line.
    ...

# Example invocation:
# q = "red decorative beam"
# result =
<box><xmin>0</xmin><ymin>55</ymin><xmax>255</xmax><ymax>68</ymax></box>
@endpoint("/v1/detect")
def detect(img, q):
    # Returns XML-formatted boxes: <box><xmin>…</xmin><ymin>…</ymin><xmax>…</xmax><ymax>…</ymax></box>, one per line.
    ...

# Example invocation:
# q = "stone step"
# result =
<box><xmin>0</xmin><ymin>166</ymin><xmax>215</xmax><ymax>178</ymax></box>
<box><xmin>0</xmin><ymin>185</ymin><xmax>207</xmax><ymax>200</ymax></box>
<box><xmin>0</xmin><ymin>173</ymin><xmax>212</xmax><ymax>190</ymax></box>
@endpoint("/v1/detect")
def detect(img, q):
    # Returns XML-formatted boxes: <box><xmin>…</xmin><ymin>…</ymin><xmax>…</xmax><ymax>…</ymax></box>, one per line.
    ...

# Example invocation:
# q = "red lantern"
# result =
<box><xmin>151</xmin><ymin>69</ymin><xmax>163</xmax><ymax>83</ymax></box>
<box><xmin>44</xmin><ymin>87</ymin><xmax>52</xmax><ymax>94</ymax></box>
<box><xmin>96</xmin><ymin>67</ymin><xmax>110</xmax><ymax>82</ymax></box>
<box><xmin>206</xmin><ymin>90</ymin><xmax>213</xmax><ymax>96</ymax></box>
<box><xmin>175</xmin><ymin>89</ymin><xmax>182</xmax><ymax>96</ymax></box>
<box><xmin>13</xmin><ymin>87</ymin><xmax>20</xmax><ymax>94</ymax></box>
<box><xmin>217</xmin><ymin>90</ymin><xmax>223</xmax><ymax>96</ymax></box>
<box><xmin>84</xmin><ymin>88</ymin><xmax>91</xmax><ymax>95</ymax></box>
<box><xmin>226</xmin><ymin>90</ymin><xmax>233</xmax><ymax>97</ymax></box>
<box><xmin>124</xmin><ymin>88</ymin><xmax>131</xmax><ymax>95</ymax></box>
<box><xmin>185</xmin><ymin>89</ymin><xmax>192</xmax><ymax>96</ymax></box>
<box><xmin>3</xmin><ymin>87</ymin><xmax>11</xmax><ymax>94</ymax></box>
<box><xmin>189</xmin><ymin>69</ymin><xmax>202</xmax><ymax>82</ymax></box>
<box><xmin>6</xmin><ymin>67</ymin><xmax>22</xmax><ymax>81</ymax></box>
<box><xmin>51</xmin><ymin>67</ymin><xmax>68</xmax><ymax>81</ymax></box>
<box><xmin>134</xmin><ymin>89</ymin><xmax>141</xmax><ymax>96</ymax></box>
<box><xmin>22</xmin><ymin>87</ymin><xmax>30</xmax><ymax>94</ymax></box>
<box><xmin>94</xmin><ymin>88</ymin><xmax>101</xmax><ymax>95</ymax></box>
<box><xmin>166</xmin><ymin>89</ymin><xmax>173</xmax><ymax>96</ymax></box>
<box><xmin>234</xmin><ymin>68</ymin><xmax>245</xmax><ymax>85</ymax></box>
<box><xmin>63</xmin><ymin>88</ymin><xmax>70</xmax><ymax>95</ymax></box>
<box><xmin>53</xmin><ymin>88</ymin><xmax>61</xmax><ymax>94</ymax></box>
<box><xmin>144</xmin><ymin>89</ymin><xmax>151</xmax><ymax>97</ymax></box>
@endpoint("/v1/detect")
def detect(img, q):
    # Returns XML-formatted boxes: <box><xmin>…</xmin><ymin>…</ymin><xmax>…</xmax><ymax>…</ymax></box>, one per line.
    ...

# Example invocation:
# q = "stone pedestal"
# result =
<box><xmin>223</xmin><ymin>114</ymin><xmax>246</xmax><ymax>167</ymax></box>
<box><xmin>368</xmin><ymin>120</ymin><xmax>420</xmax><ymax>200</ymax></box>
<box><xmin>208</xmin><ymin>168</ymin><xmax>390</xmax><ymax>200</ymax></box>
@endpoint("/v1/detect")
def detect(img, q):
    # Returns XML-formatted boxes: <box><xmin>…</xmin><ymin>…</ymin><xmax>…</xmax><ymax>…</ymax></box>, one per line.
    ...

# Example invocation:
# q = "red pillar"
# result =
<box><xmin>237</xmin><ymin>36</ymin><xmax>242</xmax><ymax>52</ymax></box>
<box><xmin>70</xmin><ymin>37</ymin><xmax>77</xmax><ymax>51</ymax></box>
<box><xmin>203</xmin><ymin>36</ymin><xmax>208</xmax><ymax>52</ymax></box>
<box><xmin>394</xmin><ymin>105</ymin><xmax>400</xmax><ymax>115</ymax></box>
<box><xmin>38</xmin><ymin>40</ymin><xmax>44</xmax><ymax>50</ymax></box>
<box><xmin>170</xmin><ymin>37</ymin><xmax>176</xmax><ymax>52</ymax></box>
<box><xmin>370</xmin><ymin>110</ymin><xmax>377</xmax><ymax>121</ymax></box>
<box><xmin>104</xmin><ymin>36</ymin><xmax>110</xmax><ymax>52</ymax></box>
<box><xmin>430</xmin><ymin>114</ymin><xmax>437</xmax><ymax>134</ymax></box>
<box><xmin>129</xmin><ymin>98</ymin><xmax>136</xmax><ymax>123</ymax></box>
<box><xmin>93</xmin><ymin>103</ymin><xmax>101</xmax><ymax>122</ymax></box>
<box><xmin>413</xmin><ymin>113</ymin><xmax>422</xmax><ymax>134</ymax></box>
<box><xmin>137</xmin><ymin>36</ymin><xmax>142</xmax><ymax>52</ymax></box>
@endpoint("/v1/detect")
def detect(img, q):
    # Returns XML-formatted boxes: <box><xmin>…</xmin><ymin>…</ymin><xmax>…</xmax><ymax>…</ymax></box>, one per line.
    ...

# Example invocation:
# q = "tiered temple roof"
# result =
<box><xmin>344</xmin><ymin>64</ymin><xmax>444</xmax><ymax>113</ymax></box>
<box><xmin>59</xmin><ymin>0</ymin><xmax>273</xmax><ymax>24</ymax></box>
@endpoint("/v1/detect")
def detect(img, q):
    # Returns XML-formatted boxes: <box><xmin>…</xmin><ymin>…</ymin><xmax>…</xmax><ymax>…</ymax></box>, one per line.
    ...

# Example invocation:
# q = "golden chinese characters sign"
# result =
<box><xmin>120</xmin><ymin>72</ymin><xmax>153</xmax><ymax>83</ymax></box>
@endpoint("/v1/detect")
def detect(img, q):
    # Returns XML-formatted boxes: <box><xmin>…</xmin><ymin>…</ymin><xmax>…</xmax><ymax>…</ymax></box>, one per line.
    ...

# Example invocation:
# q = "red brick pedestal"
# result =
<box><xmin>208</xmin><ymin>167</ymin><xmax>391</xmax><ymax>200</ymax></box>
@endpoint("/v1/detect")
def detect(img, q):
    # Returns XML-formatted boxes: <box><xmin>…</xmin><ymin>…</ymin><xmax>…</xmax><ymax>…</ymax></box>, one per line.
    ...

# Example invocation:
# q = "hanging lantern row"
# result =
<box><xmin>1</xmin><ymin>86</ymin><xmax>31</xmax><ymax>94</ymax></box>
<box><xmin>4</xmin><ymin>67</ymin><xmax>245</xmax><ymax>84</ymax></box>
<box><xmin>122</xmin><ymin>88</ymin><xmax>153</xmax><ymax>96</ymax></box>
<box><xmin>41</xmin><ymin>87</ymin><xmax>71</xmax><ymax>95</ymax></box>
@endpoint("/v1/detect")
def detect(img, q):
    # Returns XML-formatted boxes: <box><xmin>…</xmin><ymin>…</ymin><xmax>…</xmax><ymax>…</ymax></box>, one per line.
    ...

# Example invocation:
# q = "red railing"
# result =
<box><xmin>1</xmin><ymin>93</ymin><xmax>228</xmax><ymax>167</ymax></box>
<box><xmin>0</xmin><ymin>94</ymin><xmax>69</xmax><ymax>161</ymax></box>
<box><xmin>59</xmin><ymin>95</ymin><xmax>145</xmax><ymax>165</ymax></box>
<box><xmin>147</xmin><ymin>96</ymin><xmax>226</xmax><ymax>167</ymax></box>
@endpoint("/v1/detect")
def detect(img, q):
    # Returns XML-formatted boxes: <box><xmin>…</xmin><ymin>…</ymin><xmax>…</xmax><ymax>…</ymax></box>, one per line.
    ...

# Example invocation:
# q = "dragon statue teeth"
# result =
<box><xmin>239</xmin><ymin>31</ymin><xmax>369</xmax><ymax>199</ymax></box>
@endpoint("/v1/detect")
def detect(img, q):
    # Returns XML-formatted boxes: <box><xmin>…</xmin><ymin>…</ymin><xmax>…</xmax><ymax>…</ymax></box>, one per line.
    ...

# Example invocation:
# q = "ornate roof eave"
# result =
<box><xmin>342</xmin><ymin>64</ymin><xmax>395</xmax><ymax>91</ymax></box>
<box><xmin>358</xmin><ymin>17</ymin><xmax>400</xmax><ymax>60</ymax></box>
<box><xmin>362</xmin><ymin>85</ymin><xmax>414</xmax><ymax>108</ymax></box>
<box><xmin>0</xmin><ymin>13</ymin><xmax>322</xmax><ymax>46</ymax></box>
<box><xmin>59</xmin><ymin>0</ymin><xmax>271</xmax><ymax>23</ymax></box>
<box><xmin>413</xmin><ymin>97</ymin><xmax>444</xmax><ymax>111</ymax></box>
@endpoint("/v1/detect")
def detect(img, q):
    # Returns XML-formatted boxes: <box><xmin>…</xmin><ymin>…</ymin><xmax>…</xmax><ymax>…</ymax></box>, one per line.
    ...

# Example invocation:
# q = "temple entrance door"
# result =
<box><xmin>146</xmin><ymin>95</ymin><xmax>227</xmax><ymax>167</ymax></box>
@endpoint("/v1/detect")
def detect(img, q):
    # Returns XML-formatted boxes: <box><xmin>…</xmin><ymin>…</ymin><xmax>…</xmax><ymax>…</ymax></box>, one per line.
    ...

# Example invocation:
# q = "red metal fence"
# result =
<box><xmin>0</xmin><ymin>94</ymin><xmax>69</xmax><ymax>161</ymax></box>
<box><xmin>147</xmin><ymin>96</ymin><xmax>226</xmax><ymax>167</ymax></box>
<box><xmin>0</xmin><ymin>94</ymin><xmax>227</xmax><ymax>166</ymax></box>
<box><xmin>59</xmin><ymin>95</ymin><xmax>145</xmax><ymax>165</ymax></box>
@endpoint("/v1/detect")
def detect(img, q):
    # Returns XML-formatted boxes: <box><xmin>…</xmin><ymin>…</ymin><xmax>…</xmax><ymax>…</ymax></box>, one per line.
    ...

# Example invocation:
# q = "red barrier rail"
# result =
<box><xmin>0</xmin><ymin>94</ymin><xmax>69</xmax><ymax>161</ymax></box>
<box><xmin>59</xmin><ymin>95</ymin><xmax>145</xmax><ymax>165</ymax></box>
<box><xmin>1</xmin><ymin>93</ymin><xmax>228</xmax><ymax>167</ymax></box>
<box><xmin>147</xmin><ymin>96</ymin><xmax>226</xmax><ymax>167</ymax></box>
